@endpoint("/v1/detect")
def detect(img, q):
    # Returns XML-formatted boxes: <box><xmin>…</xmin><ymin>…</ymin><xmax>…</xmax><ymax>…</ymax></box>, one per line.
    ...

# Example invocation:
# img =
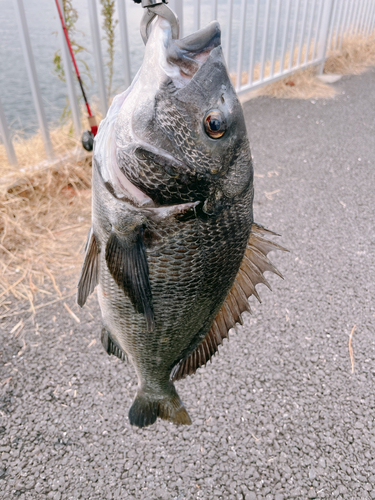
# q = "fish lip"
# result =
<box><xmin>174</xmin><ymin>21</ymin><xmax>221</xmax><ymax>54</ymax></box>
<box><xmin>162</xmin><ymin>21</ymin><xmax>221</xmax><ymax>85</ymax></box>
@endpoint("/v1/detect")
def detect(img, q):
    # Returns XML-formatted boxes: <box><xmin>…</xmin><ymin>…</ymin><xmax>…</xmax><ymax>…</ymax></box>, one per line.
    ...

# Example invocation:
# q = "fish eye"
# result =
<box><xmin>203</xmin><ymin>110</ymin><xmax>227</xmax><ymax>139</ymax></box>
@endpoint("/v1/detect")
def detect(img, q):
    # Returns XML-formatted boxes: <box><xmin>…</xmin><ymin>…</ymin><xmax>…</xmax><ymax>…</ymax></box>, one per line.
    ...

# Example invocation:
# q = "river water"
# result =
<box><xmin>0</xmin><ymin>0</ymin><xmax>300</xmax><ymax>138</ymax></box>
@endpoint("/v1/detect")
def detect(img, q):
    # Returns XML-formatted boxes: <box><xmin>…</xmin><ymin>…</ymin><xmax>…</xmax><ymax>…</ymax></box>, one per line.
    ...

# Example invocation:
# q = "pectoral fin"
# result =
<box><xmin>77</xmin><ymin>228</ymin><xmax>99</xmax><ymax>307</ymax></box>
<box><xmin>105</xmin><ymin>229</ymin><xmax>155</xmax><ymax>332</ymax></box>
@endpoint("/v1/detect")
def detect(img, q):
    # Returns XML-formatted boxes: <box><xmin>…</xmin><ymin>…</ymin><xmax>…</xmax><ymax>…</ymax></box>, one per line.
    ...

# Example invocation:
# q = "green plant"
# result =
<box><xmin>54</xmin><ymin>1</ymin><xmax>90</xmax><ymax>82</ymax></box>
<box><xmin>53</xmin><ymin>0</ymin><xmax>91</xmax><ymax>124</ymax></box>
<box><xmin>100</xmin><ymin>0</ymin><xmax>118</xmax><ymax>99</ymax></box>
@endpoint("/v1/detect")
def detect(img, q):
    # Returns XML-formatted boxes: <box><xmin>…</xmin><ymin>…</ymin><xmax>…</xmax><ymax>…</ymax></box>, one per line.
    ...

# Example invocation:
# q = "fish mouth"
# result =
<box><xmin>158</xmin><ymin>19</ymin><xmax>221</xmax><ymax>87</ymax></box>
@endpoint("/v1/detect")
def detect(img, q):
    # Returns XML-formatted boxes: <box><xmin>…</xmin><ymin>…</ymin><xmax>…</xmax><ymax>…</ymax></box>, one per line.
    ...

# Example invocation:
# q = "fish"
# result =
<box><xmin>77</xmin><ymin>16</ymin><xmax>286</xmax><ymax>428</ymax></box>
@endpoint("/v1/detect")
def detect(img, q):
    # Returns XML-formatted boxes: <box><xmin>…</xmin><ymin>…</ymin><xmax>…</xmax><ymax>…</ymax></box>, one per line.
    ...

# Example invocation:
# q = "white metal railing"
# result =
<box><xmin>1</xmin><ymin>0</ymin><xmax>375</xmax><ymax>166</ymax></box>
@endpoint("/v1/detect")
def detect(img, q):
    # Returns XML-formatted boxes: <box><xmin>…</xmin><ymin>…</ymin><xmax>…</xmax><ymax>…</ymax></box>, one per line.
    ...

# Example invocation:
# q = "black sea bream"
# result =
<box><xmin>77</xmin><ymin>17</ymin><xmax>286</xmax><ymax>428</ymax></box>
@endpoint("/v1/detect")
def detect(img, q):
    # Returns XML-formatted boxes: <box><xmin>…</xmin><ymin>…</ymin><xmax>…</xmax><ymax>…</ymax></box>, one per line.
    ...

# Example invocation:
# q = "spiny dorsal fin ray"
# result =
<box><xmin>226</xmin><ymin>291</ymin><xmax>243</xmax><ymax>325</ymax></box>
<box><xmin>172</xmin><ymin>222</ymin><xmax>287</xmax><ymax>381</ymax></box>
<box><xmin>248</xmin><ymin>232</ymin><xmax>288</xmax><ymax>256</ymax></box>
<box><xmin>242</xmin><ymin>255</ymin><xmax>272</xmax><ymax>290</ymax></box>
<box><xmin>245</xmin><ymin>245</ymin><xmax>284</xmax><ymax>279</ymax></box>
<box><xmin>251</xmin><ymin>222</ymin><xmax>281</xmax><ymax>237</ymax></box>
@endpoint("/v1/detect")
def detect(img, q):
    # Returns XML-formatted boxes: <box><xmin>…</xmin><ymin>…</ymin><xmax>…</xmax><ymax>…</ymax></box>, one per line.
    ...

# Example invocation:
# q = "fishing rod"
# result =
<box><xmin>55</xmin><ymin>0</ymin><xmax>97</xmax><ymax>151</ymax></box>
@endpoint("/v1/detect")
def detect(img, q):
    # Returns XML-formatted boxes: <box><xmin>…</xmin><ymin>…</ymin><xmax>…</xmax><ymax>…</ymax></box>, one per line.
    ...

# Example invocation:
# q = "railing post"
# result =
<box><xmin>248</xmin><ymin>0</ymin><xmax>260</xmax><ymax>85</ymax></box>
<box><xmin>88</xmin><ymin>0</ymin><xmax>108</xmax><ymax>115</ymax></box>
<box><xmin>360</xmin><ymin>0</ymin><xmax>372</xmax><ymax>34</ymax></box>
<box><xmin>288</xmin><ymin>0</ymin><xmax>301</xmax><ymax>70</ymax></box>
<box><xmin>318</xmin><ymin>0</ymin><xmax>335</xmax><ymax>74</ymax></box>
<box><xmin>56</xmin><ymin>0</ymin><xmax>81</xmax><ymax>139</ymax></box>
<box><xmin>224</xmin><ymin>0</ymin><xmax>233</xmax><ymax>66</ymax></box>
<box><xmin>366</xmin><ymin>0</ymin><xmax>375</xmax><ymax>36</ymax></box>
<box><xmin>173</xmin><ymin>0</ymin><xmax>184</xmax><ymax>38</ymax></box>
<box><xmin>327</xmin><ymin>0</ymin><xmax>338</xmax><ymax>49</ymax></box>
<box><xmin>235</xmin><ymin>0</ymin><xmax>247</xmax><ymax>90</ymax></box>
<box><xmin>280</xmin><ymin>0</ymin><xmax>292</xmax><ymax>73</ymax></box>
<box><xmin>0</xmin><ymin>99</ymin><xmax>18</xmax><ymax>167</ymax></box>
<box><xmin>211</xmin><ymin>0</ymin><xmax>218</xmax><ymax>21</ymax></box>
<box><xmin>270</xmin><ymin>0</ymin><xmax>282</xmax><ymax>75</ymax></box>
<box><xmin>117</xmin><ymin>0</ymin><xmax>132</xmax><ymax>90</ymax></box>
<box><xmin>338</xmin><ymin>0</ymin><xmax>350</xmax><ymax>48</ymax></box>
<box><xmin>193</xmin><ymin>0</ymin><xmax>200</xmax><ymax>31</ymax></box>
<box><xmin>13</xmin><ymin>0</ymin><xmax>54</xmax><ymax>160</ymax></box>
<box><xmin>259</xmin><ymin>0</ymin><xmax>271</xmax><ymax>79</ymax></box>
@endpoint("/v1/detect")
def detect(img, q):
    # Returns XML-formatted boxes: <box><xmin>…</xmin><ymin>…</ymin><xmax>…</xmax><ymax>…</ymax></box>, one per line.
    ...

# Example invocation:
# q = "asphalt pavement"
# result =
<box><xmin>1</xmin><ymin>68</ymin><xmax>375</xmax><ymax>500</ymax></box>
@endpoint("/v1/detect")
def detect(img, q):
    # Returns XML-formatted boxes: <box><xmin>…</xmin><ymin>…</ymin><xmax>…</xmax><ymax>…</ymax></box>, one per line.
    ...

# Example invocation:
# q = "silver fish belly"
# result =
<box><xmin>77</xmin><ymin>17</ymin><xmax>286</xmax><ymax>428</ymax></box>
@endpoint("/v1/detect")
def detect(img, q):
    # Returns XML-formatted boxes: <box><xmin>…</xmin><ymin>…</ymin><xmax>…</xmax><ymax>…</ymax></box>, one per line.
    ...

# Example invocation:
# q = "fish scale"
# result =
<box><xmin>98</xmin><ymin>193</ymin><xmax>252</xmax><ymax>376</ymax></box>
<box><xmin>77</xmin><ymin>16</ymin><xmax>286</xmax><ymax>428</ymax></box>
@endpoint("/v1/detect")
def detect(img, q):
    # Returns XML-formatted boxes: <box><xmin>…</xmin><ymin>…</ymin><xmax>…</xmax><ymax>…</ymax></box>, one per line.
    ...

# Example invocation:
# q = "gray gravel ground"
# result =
<box><xmin>1</xmin><ymin>68</ymin><xmax>375</xmax><ymax>500</ymax></box>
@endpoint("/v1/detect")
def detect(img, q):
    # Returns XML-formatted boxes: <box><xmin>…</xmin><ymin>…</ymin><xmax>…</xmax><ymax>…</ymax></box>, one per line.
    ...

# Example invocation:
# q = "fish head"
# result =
<box><xmin>114</xmin><ymin>16</ymin><xmax>252</xmax><ymax>205</ymax></box>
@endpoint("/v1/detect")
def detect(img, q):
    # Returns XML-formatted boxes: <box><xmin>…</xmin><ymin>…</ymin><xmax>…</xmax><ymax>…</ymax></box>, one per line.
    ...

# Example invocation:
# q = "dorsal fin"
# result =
<box><xmin>171</xmin><ymin>223</ymin><xmax>287</xmax><ymax>381</ymax></box>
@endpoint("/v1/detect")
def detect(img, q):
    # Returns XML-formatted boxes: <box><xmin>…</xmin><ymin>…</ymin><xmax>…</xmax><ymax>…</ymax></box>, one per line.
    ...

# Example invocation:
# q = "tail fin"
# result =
<box><xmin>128</xmin><ymin>384</ymin><xmax>192</xmax><ymax>428</ymax></box>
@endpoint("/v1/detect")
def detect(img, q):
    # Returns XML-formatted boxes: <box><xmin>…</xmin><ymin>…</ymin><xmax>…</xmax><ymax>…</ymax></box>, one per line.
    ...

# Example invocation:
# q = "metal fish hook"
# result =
<box><xmin>140</xmin><ymin>0</ymin><xmax>180</xmax><ymax>45</ymax></box>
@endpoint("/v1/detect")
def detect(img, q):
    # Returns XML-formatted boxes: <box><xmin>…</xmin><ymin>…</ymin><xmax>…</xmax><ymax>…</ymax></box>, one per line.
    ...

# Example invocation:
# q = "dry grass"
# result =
<box><xmin>254</xmin><ymin>65</ymin><xmax>336</xmax><ymax>99</ymax></box>
<box><xmin>0</xmin><ymin>123</ymin><xmax>79</xmax><ymax>174</ymax></box>
<box><xmin>0</xmin><ymin>152</ymin><xmax>92</xmax><ymax>317</ymax></box>
<box><xmin>0</xmin><ymin>109</ymin><xmax>102</xmax><ymax>317</ymax></box>
<box><xmin>325</xmin><ymin>32</ymin><xmax>375</xmax><ymax>75</ymax></box>
<box><xmin>0</xmin><ymin>33</ymin><xmax>374</xmax><ymax>316</ymax></box>
<box><xmin>232</xmin><ymin>31</ymin><xmax>375</xmax><ymax>100</ymax></box>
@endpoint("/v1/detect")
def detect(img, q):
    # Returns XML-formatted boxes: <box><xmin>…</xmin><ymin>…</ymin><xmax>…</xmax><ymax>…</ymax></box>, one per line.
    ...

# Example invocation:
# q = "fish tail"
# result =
<box><xmin>128</xmin><ymin>384</ymin><xmax>192</xmax><ymax>428</ymax></box>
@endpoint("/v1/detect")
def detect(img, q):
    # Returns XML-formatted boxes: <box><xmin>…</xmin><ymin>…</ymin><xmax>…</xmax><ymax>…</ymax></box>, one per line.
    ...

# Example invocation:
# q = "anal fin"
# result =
<box><xmin>77</xmin><ymin>228</ymin><xmax>99</xmax><ymax>307</ymax></box>
<box><xmin>172</xmin><ymin>222</ymin><xmax>287</xmax><ymax>381</ymax></box>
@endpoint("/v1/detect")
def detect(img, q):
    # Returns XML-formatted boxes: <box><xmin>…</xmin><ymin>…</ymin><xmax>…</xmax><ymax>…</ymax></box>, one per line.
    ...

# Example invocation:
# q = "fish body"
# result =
<box><xmin>78</xmin><ymin>17</ymin><xmax>285</xmax><ymax>428</ymax></box>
